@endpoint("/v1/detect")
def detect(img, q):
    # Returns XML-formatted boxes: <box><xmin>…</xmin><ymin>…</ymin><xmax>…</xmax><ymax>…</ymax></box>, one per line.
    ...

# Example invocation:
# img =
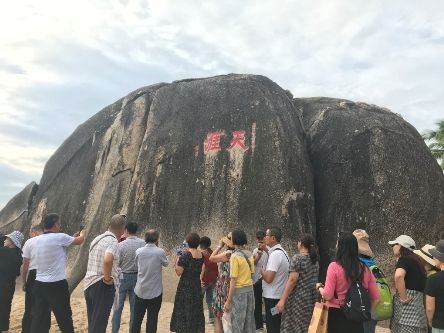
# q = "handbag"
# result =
<box><xmin>308</xmin><ymin>298</ymin><xmax>329</xmax><ymax>333</ymax></box>
<box><xmin>222</xmin><ymin>312</ymin><xmax>232</xmax><ymax>333</ymax></box>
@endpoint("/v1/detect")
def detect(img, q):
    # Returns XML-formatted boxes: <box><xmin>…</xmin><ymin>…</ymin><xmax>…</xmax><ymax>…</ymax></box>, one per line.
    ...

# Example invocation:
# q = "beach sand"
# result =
<box><xmin>8</xmin><ymin>269</ymin><xmax>390</xmax><ymax>332</ymax></box>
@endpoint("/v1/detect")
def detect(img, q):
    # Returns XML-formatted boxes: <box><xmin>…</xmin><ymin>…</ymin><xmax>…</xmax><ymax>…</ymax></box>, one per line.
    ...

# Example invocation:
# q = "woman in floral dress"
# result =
<box><xmin>210</xmin><ymin>233</ymin><xmax>234</xmax><ymax>333</ymax></box>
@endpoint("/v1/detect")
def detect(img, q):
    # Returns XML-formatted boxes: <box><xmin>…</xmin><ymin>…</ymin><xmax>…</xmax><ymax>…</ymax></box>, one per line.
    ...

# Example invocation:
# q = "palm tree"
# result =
<box><xmin>423</xmin><ymin>120</ymin><xmax>444</xmax><ymax>169</ymax></box>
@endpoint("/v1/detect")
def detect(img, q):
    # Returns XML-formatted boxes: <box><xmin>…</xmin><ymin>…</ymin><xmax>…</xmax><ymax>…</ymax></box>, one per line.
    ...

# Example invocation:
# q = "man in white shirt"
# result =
<box><xmin>261</xmin><ymin>227</ymin><xmax>289</xmax><ymax>333</ymax></box>
<box><xmin>84</xmin><ymin>214</ymin><xmax>126</xmax><ymax>333</ymax></box>
<box><xmin>252</xmin><ymin>230</ymin><xmax>268</xmax><ymax>331</ymax></box>
<box><xmin>30</xmin><ymin>213</ymin><xmax>86</xmax><ymax>333</ymax></box>
<box><xmin>21</xmin><ymin>224</ymin><xmax>44</xmax><ymax>333</ymax></box>
<box><xmin>111</xmin><ymin>222</ymin><xmax>145</xmax><ymax>333</ymax></box>
<box><xmin>131</xmin><ymin>229</ymin><xmax>169</xmax><ymax>333</ymax></box>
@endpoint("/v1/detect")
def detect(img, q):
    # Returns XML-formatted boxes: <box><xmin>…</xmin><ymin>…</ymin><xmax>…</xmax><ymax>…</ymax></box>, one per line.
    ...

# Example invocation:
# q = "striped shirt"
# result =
<box><xmin>84</xmin><ymin>231</ymin><xmax>119</xmax><ymax>290</ymax></box>
<box><xmin>118</xmin><ymin>236</ymin><xmax>145</xmax><ymax>273</ymax></box>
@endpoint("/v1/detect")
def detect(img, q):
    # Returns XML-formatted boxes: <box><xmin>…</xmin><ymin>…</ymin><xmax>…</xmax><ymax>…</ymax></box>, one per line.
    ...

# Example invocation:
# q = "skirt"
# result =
<box><xmin>327</xmin><ymin>307</ymin><xmax>363</xmax><ymax>333</ymax></box>
<box><xmin>391</xmin><ymin>289</ymin><xmax>428</xmax><ymax>333</ymax></box>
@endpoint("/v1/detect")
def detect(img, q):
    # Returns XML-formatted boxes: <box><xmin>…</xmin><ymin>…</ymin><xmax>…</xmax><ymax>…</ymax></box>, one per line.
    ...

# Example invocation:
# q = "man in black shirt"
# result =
<box><xmin>425</xmin><ymin>240</ymin><xmax>444</xmax><ymax>331</ymax></box>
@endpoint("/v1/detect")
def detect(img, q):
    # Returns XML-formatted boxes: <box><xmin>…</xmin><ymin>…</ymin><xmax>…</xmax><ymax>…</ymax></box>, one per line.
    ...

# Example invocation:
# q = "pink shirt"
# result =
<box><xmin>321</xmin><ymin>262</ymin><xmax>380</xmax><ymax>309</ymax></box>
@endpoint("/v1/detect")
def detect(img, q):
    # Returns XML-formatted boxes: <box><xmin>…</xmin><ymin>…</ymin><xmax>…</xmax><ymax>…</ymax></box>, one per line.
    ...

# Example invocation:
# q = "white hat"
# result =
<box><xmin>388</xmin><ymin>235</ymin><xmax>416</xmax><ymax>250</ymax></box>
<box><xmin>5</xmin><ymin>231</ymin><xmax>24</xmax><ymax>249</ymax></box>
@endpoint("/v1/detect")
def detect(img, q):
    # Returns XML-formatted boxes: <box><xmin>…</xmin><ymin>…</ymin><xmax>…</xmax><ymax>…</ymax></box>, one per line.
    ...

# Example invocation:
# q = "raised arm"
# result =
<box><xmin>72</xmin><ymin>230</ymin><xmax>86</xmax><ymax>245</ymax></box>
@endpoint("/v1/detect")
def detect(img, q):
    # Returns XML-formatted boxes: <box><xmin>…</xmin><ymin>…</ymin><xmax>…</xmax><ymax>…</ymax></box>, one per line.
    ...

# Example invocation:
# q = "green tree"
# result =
<box><xmin>423</xmin><ymin>119</ymin><xmax>444</xmax><ymax>169</ymax></box>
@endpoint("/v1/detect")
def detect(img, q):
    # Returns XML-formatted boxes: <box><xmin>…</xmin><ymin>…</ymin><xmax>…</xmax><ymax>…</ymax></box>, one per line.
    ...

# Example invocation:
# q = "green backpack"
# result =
<box><xmin>368</xmin><ymin>265</ymin><xmax>393</xmax><ymax>320</ymax></box>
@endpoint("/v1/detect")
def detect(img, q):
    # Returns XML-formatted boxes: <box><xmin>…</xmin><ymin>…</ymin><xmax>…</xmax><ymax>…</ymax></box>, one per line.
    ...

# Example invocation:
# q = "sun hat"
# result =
<box><xmin>222</xmin><ymin>232</ymin><xmax>234</xmax><ymax>249</ymax></box>
<box><xmin>353</xmin><ymin>229</ymin><xmax>374</xmax><ymax>258</ymax></box>
<box><xmin>5</xmin><ymin>231</ymin><xmax>24</xmax><ymax>249</ymax></box>
<box><xmin>388</xmin><ymin>235</ymin><xmax>416</xmax><ymax>250</ymax></box>
<box><xmin>429</xmin><ymin>240</ymin><xmax>444</xmax><ymax>263</ymax></box>
<box><xmin>413</xmin><ymin>244</ymin><xmax>437</xmax><ymax>267</ymax></box>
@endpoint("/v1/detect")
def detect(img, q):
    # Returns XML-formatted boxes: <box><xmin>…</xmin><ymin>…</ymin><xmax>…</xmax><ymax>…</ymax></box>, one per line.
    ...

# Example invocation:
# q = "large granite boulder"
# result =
<box><xmin>1</xmin><ymin>75</ymin><xmax>443</xmax><ymax>290</ymax></box>
<box><xmin>294</xmin><ymin>97</ymin><xmax>444</xmax><ymax>275</ymax></box>
<box><xmin>1</xmin><ymin>74</ymin><xmax>315</xmax><ymax>290</ymax></box>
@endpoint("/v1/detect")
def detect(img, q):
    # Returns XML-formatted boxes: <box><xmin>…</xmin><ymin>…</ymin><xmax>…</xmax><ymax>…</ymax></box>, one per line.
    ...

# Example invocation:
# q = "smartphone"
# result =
<box><xmin>79</xmin><ymin>225</ymin><xmax>85</xmax><ymax>232</ymax></box>
<box><xmin>270</xmin><ymin>306</ymin><xmax>279</xmax><ymax>316</ymax></box>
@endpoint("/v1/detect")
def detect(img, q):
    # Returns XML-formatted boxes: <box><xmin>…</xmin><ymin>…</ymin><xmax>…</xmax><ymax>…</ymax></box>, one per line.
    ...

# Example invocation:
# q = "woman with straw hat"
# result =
<box><xmin>414</xmin><ymin>244</ymin><xmax>440</xmax><ymax>277</ymax></box>
<box><xmin>424</xmin><ymin>240</ymin><xmax>444</xmax><ymax>333</ymax></box>
<box><xmin>0</xmin><ymin>231</ymin><xmax>24</xmax><ymax>332</ymax></box>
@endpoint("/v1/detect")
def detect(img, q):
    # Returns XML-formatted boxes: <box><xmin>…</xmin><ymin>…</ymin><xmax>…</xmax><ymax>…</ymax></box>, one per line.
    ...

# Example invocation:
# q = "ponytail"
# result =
<box><xmin>300</xmin><ymin>234</ymin><xmax>318</xmax><ymax>264</ymax></box>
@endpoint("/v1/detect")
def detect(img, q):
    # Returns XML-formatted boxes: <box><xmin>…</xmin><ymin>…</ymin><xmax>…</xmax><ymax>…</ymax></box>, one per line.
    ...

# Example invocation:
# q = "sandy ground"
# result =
<box><xmin>9</xmin><ymin>293</ymin><xmax>216</xmax><ymax>333</ymax></box>
<box><xmin>8</xmin><ymin>269</ymin><xmax>390</xmax><ymax>332</ymax></box>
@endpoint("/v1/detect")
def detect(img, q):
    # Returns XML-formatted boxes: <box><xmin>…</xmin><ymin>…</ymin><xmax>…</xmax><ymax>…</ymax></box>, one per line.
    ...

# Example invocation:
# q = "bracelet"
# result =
<box><xmin>103</xmin><ymin>276</ymin><xmax>112</xmax><ymax>282</ymax></box>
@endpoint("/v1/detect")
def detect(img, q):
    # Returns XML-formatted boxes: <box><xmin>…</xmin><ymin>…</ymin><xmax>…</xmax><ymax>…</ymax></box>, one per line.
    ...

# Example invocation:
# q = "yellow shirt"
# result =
<box><xmin>230</xmin><ymin>251</ymin><xmax>254</xmax><ymax>288</ymax></box>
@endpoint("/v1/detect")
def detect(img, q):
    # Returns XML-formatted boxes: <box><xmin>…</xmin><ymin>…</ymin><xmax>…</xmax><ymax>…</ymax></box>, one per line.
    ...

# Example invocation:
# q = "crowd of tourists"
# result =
<box><xmin>0</xmin><ymin>213</ymin><xmax>443</xmax><ymax>333</ymax></box>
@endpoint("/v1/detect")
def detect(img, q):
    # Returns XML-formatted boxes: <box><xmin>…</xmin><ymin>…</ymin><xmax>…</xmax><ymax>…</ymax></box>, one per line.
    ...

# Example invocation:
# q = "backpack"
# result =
<box><xmin>367</xmin><ymin>265</ymin><xmax>393</xmax><ymax>320</ymax></box>
<box><xmin>341</xmin><ymin>268</ymin><xmax>371</xmax><ymax>322</ymax></box>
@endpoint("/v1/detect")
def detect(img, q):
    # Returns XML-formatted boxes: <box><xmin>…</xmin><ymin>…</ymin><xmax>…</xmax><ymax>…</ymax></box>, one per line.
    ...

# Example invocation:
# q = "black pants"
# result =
<box><xmin>31</xmin><ymin>279</ymin><xmax>74</xmax><ymax>333</ymax></box>
<box><xmin>0</xmin><ymin>279</ymin><xmax>16</xmax><ymax>331</ymax></box>
<box><xmin>264</xmin><ymin>297</ymin><xmax>281</xmax><ymax>333</ymax></box>
<box><xmin>131</xmin><ymin>294</ymin><xmax>162</xmax><ymax>333</ymax></box>
<box><xmin>22</xmin><ymin>269</ymin><xmax>37</xmax><ymax>333</ymax></box>
<box><xmin>253</xmin><ymin>279</ymin><xmax>263</xmax><ymax>329</ymax></box>
<box><xmin>328</xmin><ymin>307</ymin><xmax>363</xmax><ymax>333</ymax></box>
<box><xmin>84</xmin><ymin>280</ymin><xmax>116</xmax><ymax>333</ymax></box>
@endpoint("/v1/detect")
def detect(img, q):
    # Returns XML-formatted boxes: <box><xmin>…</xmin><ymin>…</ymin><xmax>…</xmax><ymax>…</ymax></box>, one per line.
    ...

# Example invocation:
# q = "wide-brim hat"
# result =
<box><xmin>388</xmin><ymin>235</ymin><xmax>416</xmax><ymax>250</ymax></box>
<box><xmin>5</xmin><ymin>231</ymin><xmax>24</xmax><ymax>249</ymax></box>
<box><xmin>413</xmin><ymin>244</ymin><xmax>437</xmax><ymax>267</ymax></box>
<box><xmin>429</xmin><ymin>240</ymin><xmax>444</xmax><ymax>263</ymax></box>
<box><xmin>222</xmin><ymin>232</ymin><xmax>234</xmax><ymax>249</ymax></box>
<box><xmin>353</xmin><ymin>229</ymin><xmax>374</xmax><ymax>258</ymax></box>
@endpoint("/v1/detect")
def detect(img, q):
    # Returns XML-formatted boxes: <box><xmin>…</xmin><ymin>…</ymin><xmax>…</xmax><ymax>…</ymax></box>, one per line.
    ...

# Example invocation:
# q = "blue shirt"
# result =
<box><xmin>134</xmin><ymin>243</ymin><xmax>169</xmax><ymax>299</ymax></box>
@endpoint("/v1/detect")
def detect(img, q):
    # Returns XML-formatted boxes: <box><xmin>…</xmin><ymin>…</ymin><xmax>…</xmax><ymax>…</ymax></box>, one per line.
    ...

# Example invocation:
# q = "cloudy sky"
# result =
<box><xmin>1</xmin><ymin>0</ymin><xmax>443</xmax><ymax>209</ymax></box>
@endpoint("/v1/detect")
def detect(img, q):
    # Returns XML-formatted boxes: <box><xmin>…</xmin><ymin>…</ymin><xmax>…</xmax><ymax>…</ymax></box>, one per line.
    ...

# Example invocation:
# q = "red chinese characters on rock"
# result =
<box><xmin>202</xmin><ymin>125</ymin><xmax>255</xmax><ymax>155</ymax></box>
<box><xmin>227</xmin><ymin>130</ymin><xmax>248</xmax><ymax>152</ymax></box>
<box><xmin>203</xmin><ymin>131</ymin><xmax>223</xmax><ymax>154</ymax></box>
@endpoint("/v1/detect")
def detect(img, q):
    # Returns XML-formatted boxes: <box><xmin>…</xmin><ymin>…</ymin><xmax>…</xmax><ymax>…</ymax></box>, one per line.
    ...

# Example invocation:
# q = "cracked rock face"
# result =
<box><xmin>0</xmin><ymin>74</ymin><xmax>315</xmax><ymax>290</ymax></box>
<box><xmin>294</xmin><ymin>97</ymin><xmax>444</xmax><ymax>276</ymax></box>
<box><xmin>1</xmin><ymin>76</ymin><xmax>443</xmax><ymax>289</ymax></box>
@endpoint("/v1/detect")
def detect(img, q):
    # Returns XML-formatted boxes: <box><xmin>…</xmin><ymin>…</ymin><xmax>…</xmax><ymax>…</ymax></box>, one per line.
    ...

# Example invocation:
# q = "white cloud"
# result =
<box><xmin>0</xmin><ymin>135</ymin><xmax>55</xmax><ymax>175</ymax></box>
<box><xmin>0</xmin><ymin>0</ymin><xmax>444</xmax><ymax>206</ymax></box>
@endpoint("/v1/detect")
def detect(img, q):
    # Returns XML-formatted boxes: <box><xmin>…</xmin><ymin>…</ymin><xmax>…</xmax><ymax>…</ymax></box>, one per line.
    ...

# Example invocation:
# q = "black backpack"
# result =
<box><xmin>341</xmin><ymin>267</ymin><xmax>371</xmax><ymax>322</ymax></box>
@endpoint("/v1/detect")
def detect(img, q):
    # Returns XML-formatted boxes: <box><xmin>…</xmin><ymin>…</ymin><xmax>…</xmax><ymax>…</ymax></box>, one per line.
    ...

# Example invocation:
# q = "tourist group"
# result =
<box><xmin>0</xmin><ymin>213</ymin><xmax>443</xmax><ymax>333</ymax></box>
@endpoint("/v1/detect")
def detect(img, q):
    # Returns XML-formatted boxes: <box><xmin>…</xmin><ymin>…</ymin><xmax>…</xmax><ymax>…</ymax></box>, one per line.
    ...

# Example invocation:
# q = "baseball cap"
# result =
<box><xmin>388</xmin><ymin>235</ymin><xmax>416</xmax><ymax>250</ymax></box>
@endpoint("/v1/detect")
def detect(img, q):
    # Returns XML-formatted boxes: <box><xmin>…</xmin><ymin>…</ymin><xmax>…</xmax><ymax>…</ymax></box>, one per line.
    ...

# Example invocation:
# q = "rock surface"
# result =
<box><xmin>0</xmin><ymin>182</ymin><xmax>38</xmax><ymax>235</ymax></box>
<box><xmin>1</xmin><ymin>76</ymin><xmax>443</xmax><ymax>289</ymax></box>
<box><xmin>0</xmin><ymin>75</ymin><xmax>316</xmax><ymax>290</ymax></box>
<box><xmin>294</xmin><ymin>97</ymin><xmax>444</xmax><ymax>275</ymax></box>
